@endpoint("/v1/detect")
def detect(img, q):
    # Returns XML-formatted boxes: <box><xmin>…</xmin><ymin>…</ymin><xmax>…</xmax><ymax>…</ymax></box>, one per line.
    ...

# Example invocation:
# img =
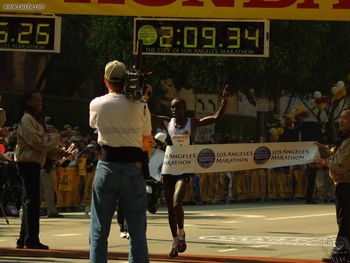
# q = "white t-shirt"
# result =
<box><xmin>89</xmin><ymin>92</ymin><xmax>152</xmax><ymax>148</ymax></box>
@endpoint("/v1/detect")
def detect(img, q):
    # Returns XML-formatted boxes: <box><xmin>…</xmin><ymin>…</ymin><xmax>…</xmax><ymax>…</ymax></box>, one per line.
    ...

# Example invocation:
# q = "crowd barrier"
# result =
<box><xmin>40</xmin><ymin>157</ymin><xmax>94</xmax><ymax>209</ymax></box>
<box><xmin>183</xmin><ymin>167</ymin><xmax>311</xmax><ymax>203</ymax></box>
<box><xmin>41</xmin><ymin>159</ymin><xmax>332</xmax><ymax>209</ymax></box>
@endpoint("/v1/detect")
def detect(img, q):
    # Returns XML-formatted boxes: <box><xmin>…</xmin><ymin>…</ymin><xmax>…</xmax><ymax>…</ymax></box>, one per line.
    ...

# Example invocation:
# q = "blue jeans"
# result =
<box><xmin>90</xmin><ymin>160</ymin><xmax>149</xmax><ymax>263</ymax></box>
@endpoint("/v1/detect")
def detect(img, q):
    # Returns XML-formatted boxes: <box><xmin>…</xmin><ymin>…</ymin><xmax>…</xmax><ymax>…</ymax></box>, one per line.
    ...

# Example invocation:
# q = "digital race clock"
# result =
<box><xmin>134</xmin><ymin>18</ymin><xmax>269</xmax><ymax>57</ymax></box>
<box><xmin>0</xmin><ymin>14</ymin><xmax>61</xmax><ymax>53</ymax></box>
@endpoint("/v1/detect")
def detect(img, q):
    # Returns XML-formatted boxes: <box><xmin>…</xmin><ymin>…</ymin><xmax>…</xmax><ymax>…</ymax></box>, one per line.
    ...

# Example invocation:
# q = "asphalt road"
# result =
<box><xmin>0</xmin><ymin>201</ymin><xmax>336</xmax><ymax>262</ymax></box>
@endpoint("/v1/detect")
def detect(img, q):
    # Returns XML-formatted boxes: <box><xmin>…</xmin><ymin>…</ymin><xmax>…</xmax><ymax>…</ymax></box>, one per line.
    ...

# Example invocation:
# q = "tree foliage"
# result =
<box><xmin>21</xmin><ymin>15</ymin><xmax>350</xmax><ymax>138</ymax></box>
<box><xmin>87</xmin><ymin>16</ymin><xmax>134</xmax><ymax>68</ymax></box>
<box><xmin>42</xmin><ymin>15</ymin><xmax>94</xmax><ymax>97</ymax></box>
<box><xmin>43</xmin><ymin>16</ymin><xmax>350</xmax><ymax>103</ymax></box>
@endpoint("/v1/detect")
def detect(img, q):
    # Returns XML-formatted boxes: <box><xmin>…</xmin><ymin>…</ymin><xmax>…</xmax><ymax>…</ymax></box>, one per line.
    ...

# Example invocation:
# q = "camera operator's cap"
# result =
<box><xmin>104</xmin><ymin>60</ymin><xmax>126</xmax><ymax>83</ymax></box>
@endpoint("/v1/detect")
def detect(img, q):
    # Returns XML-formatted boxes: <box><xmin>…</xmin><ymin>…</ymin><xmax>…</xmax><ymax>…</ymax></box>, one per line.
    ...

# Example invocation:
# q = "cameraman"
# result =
<box><xmin>89</xmin><ymin>60</ymin><xmax>151</xmax><ymax>263</ymax></box>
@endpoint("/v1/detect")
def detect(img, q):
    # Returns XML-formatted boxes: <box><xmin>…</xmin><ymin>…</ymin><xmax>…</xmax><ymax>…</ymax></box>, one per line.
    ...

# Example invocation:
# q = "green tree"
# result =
<box><xmin>87</xmin><ymin>17</ymin><xmax>350</xmax><ymax>140</ymax></box>
<box><xmin>39</xmin><ymin>15</ymin><xmax>94</xmax><ymax>97</ymax></box>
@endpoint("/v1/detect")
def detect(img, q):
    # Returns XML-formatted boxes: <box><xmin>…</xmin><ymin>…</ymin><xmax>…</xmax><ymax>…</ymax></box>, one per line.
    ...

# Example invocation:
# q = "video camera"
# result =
<box><xmin>124</xmin><ymin>39</ymin><xmax>151</xmax><ymax>100</ymax></box>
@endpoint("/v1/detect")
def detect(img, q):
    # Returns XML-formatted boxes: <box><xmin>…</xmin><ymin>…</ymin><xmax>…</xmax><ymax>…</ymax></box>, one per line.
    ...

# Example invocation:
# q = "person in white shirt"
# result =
<box><xmin>89</xmin><ymin>60</ymin><xmax>151</xmax><ymax>263</ymax></box>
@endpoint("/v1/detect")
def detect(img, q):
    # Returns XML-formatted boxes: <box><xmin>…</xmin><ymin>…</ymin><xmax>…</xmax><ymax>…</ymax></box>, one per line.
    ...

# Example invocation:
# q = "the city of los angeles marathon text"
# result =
<box><xmin>2</xmin><ymin>3</ymin><xmax>45</xmax><ymax>10</ymax></box>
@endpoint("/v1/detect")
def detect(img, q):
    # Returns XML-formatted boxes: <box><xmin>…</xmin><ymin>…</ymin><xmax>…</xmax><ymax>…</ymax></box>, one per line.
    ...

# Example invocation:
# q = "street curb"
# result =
<box><xmin>0</xmin><ymin>247</ymin><xmax>323</xmax><ymax>262</ymax></box>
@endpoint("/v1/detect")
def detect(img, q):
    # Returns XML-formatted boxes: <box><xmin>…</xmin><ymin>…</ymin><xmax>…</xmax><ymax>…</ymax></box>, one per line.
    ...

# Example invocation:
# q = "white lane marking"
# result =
<box><xmin>233</xmin><ymin>214</ymin><xmax>265</xmax><ymax>218</ymax></box>
<box><xmin>53</xmin><ymin>234</ymin><xmax>82</xmax><ymax>237</ymax></box>
<box><xmin>204</xmin><ymin>204</ymin><xmax>316</xmax><ymax>211</ymax></box>
<box><xmin>248</xmin><ymin>244</ymin><xmax>271</xmax><ymax>248</ymax></box>
<box><xmin>265</xmin><ymin>213</ymin><xmax>335</xmax><ymax>220</ymax></box>
<box><xmin>218</xmin><ymin>248</ymin><xmax>238</xmax><ymax>252</ymax></box>
<box><xmin>199</xmin><ymin>235</ymin><xmax>334</xmax><ymax>247</ymax></box>
<box><xmin>209</xmin><ymin>213</ymin><xmax>265</xmax><ymax>218</ymax></box>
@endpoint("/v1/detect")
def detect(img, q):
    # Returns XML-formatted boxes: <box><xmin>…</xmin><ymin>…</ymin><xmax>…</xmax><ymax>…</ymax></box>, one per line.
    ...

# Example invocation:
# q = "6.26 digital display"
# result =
<box><xmin>0</xmin><ymin>15</ymin><xmax>61</xmax><ymax>53</ymax></box>
<box><xmin>134</xmin><ymin>18</ymin><xmax>269</xmax><ymax>57</ymax></box>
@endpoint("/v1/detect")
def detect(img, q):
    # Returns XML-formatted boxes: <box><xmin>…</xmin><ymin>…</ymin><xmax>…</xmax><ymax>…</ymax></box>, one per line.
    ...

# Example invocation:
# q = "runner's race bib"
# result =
<box><xmin>172</xmin><ymin>135</ymin><xmax>190</xmax><ymax>146</ymax></box>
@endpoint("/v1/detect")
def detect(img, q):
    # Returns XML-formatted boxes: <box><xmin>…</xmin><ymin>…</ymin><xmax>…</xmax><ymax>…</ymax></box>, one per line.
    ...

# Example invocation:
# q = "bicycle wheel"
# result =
<box><xmin>1</xmin><ymin>185</ymin><xmax>23</xmax><ymax>216</ymax></box>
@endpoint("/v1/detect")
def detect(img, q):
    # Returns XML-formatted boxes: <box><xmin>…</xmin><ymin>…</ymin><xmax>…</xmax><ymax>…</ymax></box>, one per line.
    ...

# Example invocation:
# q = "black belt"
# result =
<box><xmin>100</xmin><ymin>145</ymin><xmax>148</xmax><ymax>163</ymax></box>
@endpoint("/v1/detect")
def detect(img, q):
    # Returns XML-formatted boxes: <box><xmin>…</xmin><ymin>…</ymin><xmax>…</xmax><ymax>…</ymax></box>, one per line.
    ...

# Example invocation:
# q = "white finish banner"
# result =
<box><xmin>161</xmin><ymin>141</ymin><xmax>319</xmax><ymax>175</ymax></box>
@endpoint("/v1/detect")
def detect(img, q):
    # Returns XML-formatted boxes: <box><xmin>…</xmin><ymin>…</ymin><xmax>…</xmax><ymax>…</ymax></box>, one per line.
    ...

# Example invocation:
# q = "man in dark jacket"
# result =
<box><xmin>316</xmin><ymin>107</ymin><xmax>350</xmax><ymax>262</ymax></box>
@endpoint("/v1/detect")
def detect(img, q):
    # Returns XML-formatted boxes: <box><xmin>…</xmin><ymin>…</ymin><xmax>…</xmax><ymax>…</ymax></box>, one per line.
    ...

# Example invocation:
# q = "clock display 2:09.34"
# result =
<box><xmin>137</xmin><ymin>21</ymin><xmax>265</xmax><ymax>51</ymax></box>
